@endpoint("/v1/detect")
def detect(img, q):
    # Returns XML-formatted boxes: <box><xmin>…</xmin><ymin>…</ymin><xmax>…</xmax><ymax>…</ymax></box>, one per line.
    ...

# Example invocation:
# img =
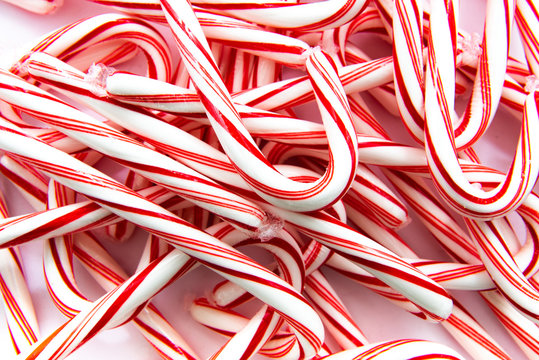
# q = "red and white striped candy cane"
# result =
<box><xmin>0</xmin><ymin>154</ymin><xmax>48</xmax><ymax>211</ymax></box>
<box><xmin>392</xmin><ymin>0</ymin><xmax>425</xmax><ymax>143</ymax></box>
<box><xmin>187</xmin><ymin>0</ymin><xmax>370</xmax><ymax>32</ymax></box>
<box><xmin>304</xmin><ymin>271</ymin><xmax>369</xmax><ymax>351</ymax></box>
<box><xmin>105</xmin><ymin>171</ymin><xmax>149</xmax><ymax>242</ymax></box>
<box><xmin>425</xmin><ymin>0</ymin><xmax>539</xmax><ymax>219</ymax></box>
<box><xmin>262</xmin><ymin>144</ymin><xmax>409</xmax><ymax>229</ymax></box>
<box><xmin>482</xmin><ymin>288</ymin><xmax>539</xmax><ymax>358</ymax></box>
<box><xmin>10</xmin><ymin>13</ymin><xmax>171</xmax><ymax>82</ymax></box>
<box><xmin>260</xmin><ymin>202</ymin><xmax>453</xmax><ymax>322</ymax></box>
<box><xmin>105</xmin><ymin>55</ymin><xmax>394</xmax><ymax>114</ymax></box>
<box><xmin>0</xmin><ymin>186</ymin><xmax>187</xmax><ymax>249</ymax></box>
<box><xmin>73</xmin><ymin>232</ymin><xmax>200</xmax><ymax>360</ymax></box>
<box><xmin>201</xmin><ymin>221</ymin><xmax>305</xmax><ymax>360</ymax></box>
<box><xmin>43</xmin><ymin>180</ymin><xmax>200</xmax><ymax>359</ymax></box>
<box><xmin>0</xmin><ymin>247</ymin><xmax>40</xmax><ymax>355</ymax></box>
<box><xmin>0</xmin><ymin>119</ymin><xmax>325</xmax><ymax>359</ymax></box>
<box><xmin>162</xmin><ymin>0</ymin><xmax>358</xmax><ymax>212</ymax></box>
<box><xmin>516</xmin><ymin>0</ymin><xmax>539</xmax><ymax>78</ymax></box>
<box><xmin>0</xmin><ymin>68</ymin><xmax>268</xmax><ymax>233</ymax></box>
<box><xmin>0</xmin><ymin>193</ymin><xmax>39</xmax><ymax>355</ymax></box>
<box><xmin>466</xmin><ymin>217</ymin><xmax>539</xmax><ymax>323</ymax></box>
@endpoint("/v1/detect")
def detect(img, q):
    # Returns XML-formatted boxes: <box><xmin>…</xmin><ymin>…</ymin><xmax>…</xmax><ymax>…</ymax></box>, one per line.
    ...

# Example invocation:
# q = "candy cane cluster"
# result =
<box><xmin>0</xmin><ymin>0</ymin><xmax>537</xmax><ymax>359</ymax></box>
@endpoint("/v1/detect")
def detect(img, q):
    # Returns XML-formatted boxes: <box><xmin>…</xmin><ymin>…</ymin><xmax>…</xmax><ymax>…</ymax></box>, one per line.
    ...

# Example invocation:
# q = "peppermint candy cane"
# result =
<box><xmin>189</xmin><ymin>298</ymin><xmax>304</xmax><ymax>359</ymax></box>
<box><xmin>304</xmin><ymin>271</ymin><xmax>369</xmax><ymax>350</ymax></box>
<box><xmin>0</xmin><ymin>186</ymin><xmax>188</xmax><ymax>249</ymax></box>
<box><xmin>196</xmin><ymin>0</ymin><xmax>369</xmax><ymax>31</ymax></box>
<box><xmin>72</xmin><ymin>233</ymin><xmax>200</xmax><ymax>360</ymax></box>
<box><xmin>516</xmin><ymin>0</ymin><xmax>539</xmax><ymax>78</ymax></box>
<box><xmin>0</xmin><ymin>191</ymin><xmax>39</xmax><ymax>355</ymax></box>
<box><xmin>482</xmin><ymin>289</ymin><xmax>539</xmax><ymax>358</ymax></box>
<box><xmin>0</xmin><ymin>120</ymin><xmax>325</xmax><ymax>358</ymax></box>
<box><xmin>392</xmin><ymin>0</ymin><xmax>425</xmax><ymax>143</ymax></box>
<box><xmin>104</xmin><ymin>55</ymin><xmax>394</xmax><ymax>114</ymax></box>
<box><xmin>0</xmin><ymin>247</ymin><xmax>40</xmax><ymax>355</ymax></box>
<box><xmin>260</xmin><ymin>203</ymin><xmax>453</xmax><ymax>321</ymax></box>
<box><xmin>105</xmin><ymin>171</ymin><xmax>149</xmax><ymax>242</ymax></box>
<box><xmin>262</xmin><ymin>144</ymin><xmax>409</xmax><ymax>229</ymax></box>
<box><xmin>18</xmin><ymin>245</ymin><xmax>196</xmax><ymax>360</ymax></box>
<box><xmin>425</xmin><ymin>0</ymin><xmax>539</xmax><ymax>219</ymax></box>
<box><xmin>11</xmin><ymin>13</ymin><xmax>172</xmax><ymax>82</ymax></box>
<box><xmin>106</xmin><ymin>0</ymin><xmax>370</xmax><ymax>31</ymax></box>
<box><xmin>0</xmin><ymin>154</ymin><xmax>48</xmax><ymax>211</ymax></box>
<box><xmin>202</xmin><ymin>221</ymin><xmax>304</xmax><ymax>360</ymax></box>
<box><xmin>466</xmin><ymin>218</ymin><xmax>539</xmax><ymax>323</ymax></box>
<box><xmin>0</xmin><ymin>68</ymin><xmax>267</xmax><ymax>232</ymax></box>
<box><xmin>0</xmin><ymin>0</ymin><xmax>62</xmax><ymax>14</ymax></box>
<box><xmin>162</xmin><ymin>0</ymin><xmax>358</xmax><ymax>212</ymax></box>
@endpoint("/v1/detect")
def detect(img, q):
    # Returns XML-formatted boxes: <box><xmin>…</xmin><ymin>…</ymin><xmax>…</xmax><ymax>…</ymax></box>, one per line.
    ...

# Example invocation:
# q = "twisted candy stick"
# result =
<box><xmin>425</xmin><ymin>0</ymin><xmax>539</xmax><ymax>220</ymax></box>
<box><xmin>72</xmin><ymin>233</ymin><xmax>200</xmax><ymax>360</ymax></box>
<box><xmin>0</xmin><ymin>185</ymin><xmax>187</xmax><ymax>249</ymax></box>
<box><xmin>0</xmin><ymin>154</ymin><xmax>48</xmax><ymax>211</ymax></box>
<box><xmin>0</xmin><ymin>192</ymin><xmax>39</xmax><ymax>355</ymax></box>
<box><xmin>202</xmin><ymin>221</ymin><xmax>305</xmax><ymax>360</ymax></box>
<box><xmin>94</xmin><ymin>0</ymin><xmax>370</xmax><ymax>31</ymax></box>
<box><xmin>0</xmin><ymin>247</ymin><xmax>39</xmax><ymax>355</ymax></box>
<box><xmin>0</xmin><ymin>119</ymin><xmax>325</xmax><ymax>359</ymax></box>
<box><xmin>392</xmin><ymin>0</ymin><xmax>425</xmax><ymax>143</ymax></box>
<box><xmin>189</xmin><ymin>298</ymin><xmax>301</xmax><ymax>359</ymax></box>
<box><xmin>163</xmin><ymin>0</ymin><xmax>358</xmax><ymax>213</ymax></box>
<box><xmin>466</xmin><ymin>217</ymin><xmax>539</xmax><ymax>323</ymax></box>
<box><xmin>262</xmin><ymin>144</ymin><xmax>409</xmax><ymax>228</ymax></box>
<box><xmin>106</xmin><ymin>54</ymin><xmax>394</xmax><ymax>115</ymax></box>
<box><xmin>304</xmin><ymin>270</ymin><xmax>369</xmax><ymax>350</ymax></box>
<box><xmin>10</xmin><ymin>13</ymin><xmax>172</xmax><ymax>82</ymax></box>
<box><xmin>515</xmin><ymin>0</ymin><xmax>539</xmax><ymax>78</ymax></box>
<box><xmin>105</xmin><ymin>170</ymin><xmax>149</xmax><ymax>242</ymax></box>
<box><xmin>0</xmin><ymin>68</ymin><xmax>267</xmax><ymax>233</ymax></box>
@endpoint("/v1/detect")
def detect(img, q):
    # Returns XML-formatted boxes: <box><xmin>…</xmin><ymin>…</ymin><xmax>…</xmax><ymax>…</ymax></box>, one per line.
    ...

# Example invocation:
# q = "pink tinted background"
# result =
<box><xmin>0</xmin><ymin>0</ymin><xmax>532</xmax><ymax>359</ymax></box>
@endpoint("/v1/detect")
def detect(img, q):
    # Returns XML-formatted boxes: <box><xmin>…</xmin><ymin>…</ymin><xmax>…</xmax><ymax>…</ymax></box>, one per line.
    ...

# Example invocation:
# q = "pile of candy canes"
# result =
<box><xmin>0</xmin><ymin>0</ymin><xmax>537</xmax><ymax>358</ymax></box>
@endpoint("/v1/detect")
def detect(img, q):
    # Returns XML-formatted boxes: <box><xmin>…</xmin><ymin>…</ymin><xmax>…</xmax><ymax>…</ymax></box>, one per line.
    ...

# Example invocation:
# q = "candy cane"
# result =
<box><xmin>425</xmin><ymin>0</ymin><xmax>539</xmax><ymax>219</ymax></box>
<box><xmin>10</xmin><ymin>13</ymin><xmax>172</xmax><ymax>82</ymax></box>
<box><xmin>516</xmin><ymin>0</ymin><xmax>539</xmax><ymax>78</ymax></box>
<box><xmin>185</xmin><ymin>0</ymin><xmax>370</xmax><ymax>31</ymax></box>
<box><xmin>0</xmin><ymin>68</ymin><xmax>268</xmax><ymax>233</ymax></box>
<box><xmin>482</xmin><ymin>289</ymin><xmax>539</xmax><ymax>359</ymax></box>
<box><xmin>304</xmin><ymin>271</ymin><xmax>369</xmax><ymax>350</ymax></box>
<box><xmin>105</xmin><ymin>170</ymin><xmax>149</xmax><ymax>242</ymax></box>
<box><xmin>202</xmin><ymin>221</ymin><xmax>305</xmax><ymax>360</ymax></box>
<box><xmin>465</xmin><ymin>217</ymin><xmax>539</xmax><ymax>323</ymax></box>
<box><xmin>72</xmin><ymin>232</ymin><xmax>200</xmax><ymax>360</ymax></box>
<box><xmin>0</xmin><ymin>185</ymin><xmax>187</xmax><ymax>249</ymax></box>
<box><xmin>261</xmin><ymin>144</ymin><xmax>409</xmax><ymax>229</ymax></box>
<box><xmin>104</xmin><ymin>54</ymin><xmax>393</xmax><ymax>114</ymax></box>
<box><xmin>162</xmin><ymin>0</ymin><xmax>360</xmax><ymax>212</ymax></box>
<box><xmin>0</xmin><ymin>247</ymin><xmax>40</xmax><ymax>355</ymax></box>
<box><xmin>392</xmin><ymin>0</ymin><xmax>425</xmax><ymax>143</ymax></box>
<box><xmin>0</xmin><ymin>119</ymin><xmax>325</xmax><ymax>359</ymax></box>
<box><xmin>0</xmin><ymin>154</ymin><xmax>48</xmax><ymax>211</ymax></box>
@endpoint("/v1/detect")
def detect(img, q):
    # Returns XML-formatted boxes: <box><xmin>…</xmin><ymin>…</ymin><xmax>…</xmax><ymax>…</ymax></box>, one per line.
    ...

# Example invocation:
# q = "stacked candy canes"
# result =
<box><xmin>0</xmin><ymin>0</ymin><xmax>537</xmax><ymax>359</ymax></box>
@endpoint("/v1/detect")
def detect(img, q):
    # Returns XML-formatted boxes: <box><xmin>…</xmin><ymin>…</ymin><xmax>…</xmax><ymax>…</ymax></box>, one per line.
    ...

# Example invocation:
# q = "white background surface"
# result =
<box><xmin>0</xmin><ymin>0</ymin><xmax>532</xmax><ymax>359</ymax></box>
